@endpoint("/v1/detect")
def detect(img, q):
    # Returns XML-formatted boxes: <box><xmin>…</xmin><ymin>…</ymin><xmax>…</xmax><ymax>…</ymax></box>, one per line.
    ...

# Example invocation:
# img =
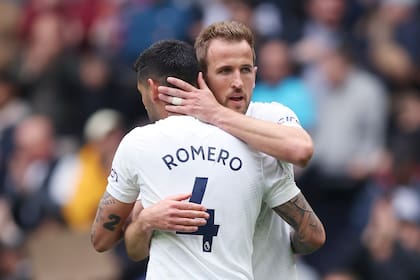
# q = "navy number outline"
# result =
<box><xmin>176</xmin><ymin>177</ymin><xmax>219</xmax><ymax>252</ymax></box>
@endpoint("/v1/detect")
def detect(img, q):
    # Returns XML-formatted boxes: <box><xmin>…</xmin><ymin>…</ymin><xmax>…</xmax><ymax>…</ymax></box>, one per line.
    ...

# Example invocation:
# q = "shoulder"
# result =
<box><xmin>247</xmin><ymin>101</ymin><xmax>286</xmax><ymax>115</ymax></box>
<box><xmin>247</xmin><ymin>102</ymin><xmax>300</xmax><ymax>126</ymax></box>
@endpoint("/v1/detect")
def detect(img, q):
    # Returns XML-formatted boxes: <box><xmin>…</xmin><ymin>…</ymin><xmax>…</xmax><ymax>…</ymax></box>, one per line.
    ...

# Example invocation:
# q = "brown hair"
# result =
<box><xmin>194</xmin><ymin>21</ymin><xmax>256</xmax><ymax>72</ymax></box>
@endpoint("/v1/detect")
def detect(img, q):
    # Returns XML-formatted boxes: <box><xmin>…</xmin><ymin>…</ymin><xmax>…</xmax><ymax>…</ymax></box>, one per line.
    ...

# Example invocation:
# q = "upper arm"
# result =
<box><xmin>91</xmin><ymin>191</ymin><xmax>135</xmax><ymax>252</ymax></box>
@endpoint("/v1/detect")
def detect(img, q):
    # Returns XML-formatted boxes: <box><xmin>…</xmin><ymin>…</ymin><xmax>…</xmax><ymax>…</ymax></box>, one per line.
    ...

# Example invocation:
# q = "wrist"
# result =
<box><xmin>137</xmin><ymin>209</ymin><xmax>154</xmax><ymax>234</ymax></box>
<box><xmin>212</xmin><ymin>106</ymin><xmax>232</xmax><ymax>127</ymax></box>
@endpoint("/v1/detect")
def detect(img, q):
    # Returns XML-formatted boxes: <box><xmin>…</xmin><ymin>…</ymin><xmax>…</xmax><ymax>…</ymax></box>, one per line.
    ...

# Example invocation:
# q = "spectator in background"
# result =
<box><xmin>298</xmin><ymin>42</ymin><xmax>388</xmax><ymax>276</ymax></box>
<box><xmin>3</xmin><ymin>114</ymin><xmax>64</xmax><ymax>233</ymax></box>
<box><xmin>253</xmin><ymin>39</ymin><xmax>316</xmax><ymax>130</ymax></box>
<box><xmin>386</xmin><ymin>89</ymin><xmax>420</xmax><ymax>187</ymax></box>
<box><xmin>72</xmin><ymin>50</ymin><xmax>148</xmax><ymax>133</ymax></box>
<box><xmin>0</xmin><ymin>72</ymin><xmax>31</xmax><ymax>193</ymax></box>
<box><xmin>118</xmin><ymin>0</ymin><xmax>202</xmax><ymax>65</ymax></box>
<box><xmin>324</xmin><ymin>188</ymin><xmax>420</xmax><ymax>280</ymax></box>
<box><xmin>293</xmin><ymin>0</ymin><xmax>348</xmax><ymax>67</ymax></box>
<box><xmin>59</xmin><ymin>109</ymin><xmax>126</xmax><ymax>232</ymax></box>
<box><xmin>67</xmin><ymin>51</ymin><xmax>119</xmax><ymax>141</ymax></box>
<box><xmin>322</xmin><ymin>88</ymin><xmax>420</xmax><ymax>280</ymax></box>
<box><xmin>15</xmin><ymin>11</ymin><xmax>76</xmax><ymax>138</ymax></box>
<box><xmin>0</xmin><ymin>1</ymin><xmax>21</xmax><ymax>72</ymax></box>
<box><xmin>0</xmin><ymin>197</ymin><xmax>28</xmax><ymax>280</ymax></box>
<box><xmin>352</xmin><ymin>0</ymin><xmax>420</xmax><ymax>90</ymax></box>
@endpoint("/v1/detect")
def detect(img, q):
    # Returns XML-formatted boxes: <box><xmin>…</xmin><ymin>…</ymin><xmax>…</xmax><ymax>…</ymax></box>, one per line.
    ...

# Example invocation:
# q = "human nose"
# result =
<box><xmin>231</xmin><ymin>70</ymin><xmax>243</xmax><ymax>89</ymax></box>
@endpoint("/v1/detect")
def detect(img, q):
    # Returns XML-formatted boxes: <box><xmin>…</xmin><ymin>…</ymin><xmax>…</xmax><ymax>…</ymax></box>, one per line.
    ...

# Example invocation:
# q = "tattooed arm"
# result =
<box><xmin>91</xmin><ymin>191</ymin><xmax>135</xmax><ymax>252</ymax></box>
<box><xmin>273</xmin><ymin>192</ymin><xmax>326</xmax><ymax>254</ymax></box>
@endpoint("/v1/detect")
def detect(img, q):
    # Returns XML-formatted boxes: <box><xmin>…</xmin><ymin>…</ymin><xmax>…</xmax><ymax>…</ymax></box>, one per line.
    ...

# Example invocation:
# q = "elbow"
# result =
<box><xmin>308</xmin><ymin>226</ymin><xmax>326</xmax><ymax>254</ymax></box>
<box><xmin>92</xmin><ymin>239</ymin><xmax>109</xmax><ymax>253</ymax></box>
<box><xmin>126</xmin><ymin>248</ymin><xmax>148</xmax><ymax>262</ymax></box>
<box><xmin>128</xmin><ymin>254</ymin><xmax>147</xmax><ymax>262</ymax></box>
<box><xmin>294</xmin><ymin>141</ymin><xmax>314</xmax><ymax>168</ymax></box>
<box><xmin>91</xmin><ymin>233</ymin><xmax>114</xmax><ymax>253</ymax></box>
<box><xmin>93</xmin><ymin>242</ymin><xmax>109</xmax><ymax>253</ymax></box>
<box><xmin>313</xmin><ymin>229</ymin><xmax>326</xmax><ymax>252</ymax></box>
<box><xmin>292</xmin><ymin>225</ymin><xmax>326</xmax><ymax>255</ymax></box>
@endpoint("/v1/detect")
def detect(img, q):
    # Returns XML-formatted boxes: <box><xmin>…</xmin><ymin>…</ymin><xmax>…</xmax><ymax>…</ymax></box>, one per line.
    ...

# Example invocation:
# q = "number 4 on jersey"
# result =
<box><xmin>177</xmin><ymin>177</ymin><xmax>219</xmax><ymax>252</ymax></box>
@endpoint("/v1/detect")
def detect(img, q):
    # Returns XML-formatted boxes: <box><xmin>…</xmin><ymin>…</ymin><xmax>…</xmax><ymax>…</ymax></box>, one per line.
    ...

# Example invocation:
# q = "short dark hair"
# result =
<box><xmin>133</xmin><ymin>40</ymin><xmax>199</xmax><ymax>88</ymax></box>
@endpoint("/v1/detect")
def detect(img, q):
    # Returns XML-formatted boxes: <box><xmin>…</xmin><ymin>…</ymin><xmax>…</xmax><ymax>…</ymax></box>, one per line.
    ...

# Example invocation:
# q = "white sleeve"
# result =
<box><xmin>247</xmin><ymin>102</ymin><xmax>302</xmax><ymax>127</ymax></box>
<box><xmin>106</xmin><ymin>133</ymin><xmax>140</xmax><ymax>203</ymax></box>
<box><xmin>261</xmin><ymin>156</ymin><xmax>301</xmax><ymax>208</ymax></box>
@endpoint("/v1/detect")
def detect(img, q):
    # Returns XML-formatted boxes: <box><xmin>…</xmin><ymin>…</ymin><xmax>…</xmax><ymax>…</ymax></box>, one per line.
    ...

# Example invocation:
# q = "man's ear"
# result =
<box><xmin>136</xmin><ymin>82</ymin><xmax>142</xmax><ymax>93</ymax></box>
<box><xmin>253</xmin><ymin>66</ymin><xmax>258</xmax><ymax>88</ymax></box>
<box><xmin>148</xmin><ymin>78</ymin><xmax>160</xmax><ymax>102</ymax></box>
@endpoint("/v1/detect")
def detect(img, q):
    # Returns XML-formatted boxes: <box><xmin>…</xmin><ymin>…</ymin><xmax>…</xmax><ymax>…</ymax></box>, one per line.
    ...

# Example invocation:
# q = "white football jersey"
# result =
<box><xmin>107</xmin><ymin>115</ymin><xmax>300</xmax><ymax>280</ymax></box>
<box><xmin>247</xmin><ymin>102</ymin><xmax>301</xmax><ymax>280</ymax></box>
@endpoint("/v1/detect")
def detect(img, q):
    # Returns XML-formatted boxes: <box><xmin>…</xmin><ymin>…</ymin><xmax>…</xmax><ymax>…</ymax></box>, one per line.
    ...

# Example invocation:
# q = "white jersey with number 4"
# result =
<box><xmin>247</xmin><ymin>102</ymin><xmax>301</xmax><ymax>280</ymax></box>
<box><xmin>107</xmin><ymin>115</ymin><xmax>300</xmax><ymax>280</ymax></box>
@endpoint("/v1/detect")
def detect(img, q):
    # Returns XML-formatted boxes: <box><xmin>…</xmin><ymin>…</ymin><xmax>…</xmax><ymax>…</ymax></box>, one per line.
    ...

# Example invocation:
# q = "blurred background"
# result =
<box><xmin>0</xmin><ymin>0</ymin><xmax>419</xmax><ymax>279</ymax></box>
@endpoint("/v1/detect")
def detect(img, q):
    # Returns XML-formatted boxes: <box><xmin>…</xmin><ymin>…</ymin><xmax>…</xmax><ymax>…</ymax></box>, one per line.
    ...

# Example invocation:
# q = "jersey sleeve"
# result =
<box><xmin>106</xmin><ymin>132</ymin><xmax>140</xmax><ymax>203</ymax></box>
<box><xmin>261</xmin><ymin>156</ymin><xmax>301</xmax><ymax>208</ymax></box>
<box><xmin>247</xmin><ymin>102</ymin><xmax>302</xmax><ymax>128</ymax></box>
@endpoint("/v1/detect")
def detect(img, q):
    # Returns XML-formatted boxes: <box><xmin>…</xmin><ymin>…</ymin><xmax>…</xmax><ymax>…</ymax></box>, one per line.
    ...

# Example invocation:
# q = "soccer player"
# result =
<box><xmin>91</xmin><ymin>39</ymin><xmax>324</xmax><ymax>279</ymax></box>
<box><xmin>123</xmin><ymin>22</ymin><xmax>325</xmax><ymax>279</ymax></box>
<box><xmin>91</xmin><ymin>21</ymin><xmax>314</xmax><ymax>255</ymax></box>
<box><xmin>156</xmin><ymin>21</ymin><xmax>318</xmax><ymax>279</ymax></box>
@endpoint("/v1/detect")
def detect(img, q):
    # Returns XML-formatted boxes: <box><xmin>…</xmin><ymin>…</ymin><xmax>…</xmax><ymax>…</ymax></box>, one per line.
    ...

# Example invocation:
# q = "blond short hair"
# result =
<box><xmin>195</xmin><ymin>21</ymin><xmax>256</xmax><ymax>72</ymax></box>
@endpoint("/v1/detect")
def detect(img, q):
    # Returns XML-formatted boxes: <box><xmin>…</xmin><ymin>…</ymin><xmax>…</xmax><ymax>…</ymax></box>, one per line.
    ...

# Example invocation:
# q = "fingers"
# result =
<box><xmin>167</xmin><ymin>76</ymin><xmax>196</xmax><ymax>92</ymax></box>
<box><xmin>165</xmin><ymin>215</ymin><xmax>208</xmax><ymax>232</ymax></box>
<box><xmin>158</xmin><ymin>76</ymin><xmax>199</xmax><ymax>100</ymax></box>
<box><xmin>197</xmin><ymin>72</ymin><xmax>209</xmax><ymax>90</ymax></box>
<box><xmin>168</xmin><ymin>218</ymin><xmax>207</xmax><ymax>232</ymax></box>
<box><xmin>158</xmin><ymin>86</ymin><xmax>188</xmax><ymax>99</ymax></box>
<box><xmin>170</xmin><ymin>96</ymin><xmax>183</xmax><ymax>106</ymax></box>
<box><xmin>176</xmin><ymin>200</ymin><xmax>207</xmax><ymax>211</ymax></box>
<box><xmin>165</xmin><ymin>193</ymin><xmax>192</xmax><ymax>201</ymax></box>
<box><xmin>172</xmin><ymin>209</ymin><xmax>209</xmax><ymax>219</ymax></box>
<box><xmin>171</xmin><ymin>225</ymin><xmax>199</xmax><ymax>232</ymax></box>
<box><xmin>158</xmin><ymin>94</ymin><xmax>186</xmax><ymax>108</ymax></box>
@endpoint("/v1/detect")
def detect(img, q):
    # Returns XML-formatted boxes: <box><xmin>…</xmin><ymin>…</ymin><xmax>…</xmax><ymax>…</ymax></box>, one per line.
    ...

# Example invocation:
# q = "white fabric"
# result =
<box><xmin>247</xmin><ymin>102</ymin><xmax>300</xmax><ymax>280</ymax></box>
<box><xmin>107</xmin><ymin>115</ymin><xmax>300</xmax><ymax>279</ymax></box>
<box><xmin>247</xmin><ymin>101</ymin><xmax>301</xmax><ymax>128</ymax></box>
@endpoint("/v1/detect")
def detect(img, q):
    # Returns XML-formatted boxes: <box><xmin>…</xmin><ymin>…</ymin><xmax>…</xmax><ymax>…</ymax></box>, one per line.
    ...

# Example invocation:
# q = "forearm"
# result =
<box><xmin>124</xmin><ymin>215</ymin><xmax>153</xmax><ymax>261</ymax></box>
<box><xmin>213</xmin><ymin>108</ymin><xmax>313</xmax><ymax>167</ymax></box>
<box><xmin>290</xmin><ymin>228</ymin><xmax>321</xmax><ymax>255</ymax></box>
<box><xmin>273</xmin><ymin>192</ymin><xmax>326</xmax><ymax>255</ymax></box>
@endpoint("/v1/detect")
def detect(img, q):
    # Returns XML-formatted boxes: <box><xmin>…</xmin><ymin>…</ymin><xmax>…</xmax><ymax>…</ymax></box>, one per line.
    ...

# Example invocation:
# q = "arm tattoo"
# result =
<box><xmin>93</xmin><ymin>192</ymin><xmax>124</xmax><ymax>232</ymax></box>
<box><xmin>103</xmin><ymin>214</ymin><xmax>121</xmax><ymax>231</ymax></box>
<box><xmin>273</xmin><ymin>192</ymin><xmax>325</xmax><ymax>254</ymax></box>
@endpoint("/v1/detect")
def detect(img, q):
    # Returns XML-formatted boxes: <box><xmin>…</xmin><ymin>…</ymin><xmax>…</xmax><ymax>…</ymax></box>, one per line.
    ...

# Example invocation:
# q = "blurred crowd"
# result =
<box><xmin>0</xmin><ymin>0</ymin><xmax>419</xmax><ymax>279</ymax></box>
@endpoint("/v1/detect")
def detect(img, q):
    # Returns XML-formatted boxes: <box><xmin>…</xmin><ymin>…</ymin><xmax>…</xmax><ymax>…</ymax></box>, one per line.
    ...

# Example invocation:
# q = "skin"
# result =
<box><xmin>91</xmin><ymin>192</ymin><xmax>133</xmax><ymax>252</ymax></box>
<box><xmin>273</xmin><ymin>193</ymin><xmax>325</xmax><ymax>254</ymax></box>
<box><xmin>204</xmin><ymin>39</ymin><xmax>255</xmax><ymax>114</ymax></box>
<box><xmin>125</xmin><ymin>39</ymin><xmax>325</xmax><ymax>261</ymax></box>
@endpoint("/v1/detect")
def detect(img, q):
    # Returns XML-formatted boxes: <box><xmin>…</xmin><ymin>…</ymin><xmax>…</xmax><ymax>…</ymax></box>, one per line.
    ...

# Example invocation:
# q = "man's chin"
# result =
<box><xmin>227</xmin><ymin>100</ymin><xmax>247</xmax><ymax>114</ymax></box>
<box><xmin>228</xmin><ymin>104</ymin><xmax>247</xmax><ymax>114</ymax></box>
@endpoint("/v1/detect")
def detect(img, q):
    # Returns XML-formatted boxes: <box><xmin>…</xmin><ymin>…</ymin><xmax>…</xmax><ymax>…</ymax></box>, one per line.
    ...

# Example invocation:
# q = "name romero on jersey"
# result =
<box><xmin>162</xmin><ymin>145</ymin><xmax>243</xmax><ymax>171</ymax></box>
